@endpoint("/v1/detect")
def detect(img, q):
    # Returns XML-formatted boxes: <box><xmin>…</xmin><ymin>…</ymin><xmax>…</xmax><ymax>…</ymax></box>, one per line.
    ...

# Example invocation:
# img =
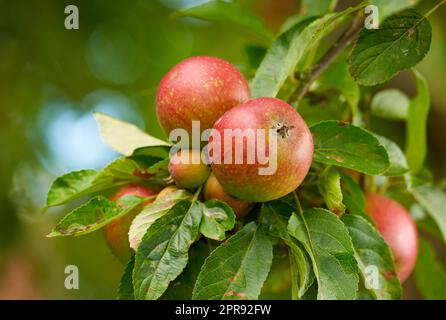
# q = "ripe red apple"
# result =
<box><xmin>156</xmin><ymin>56</ymin><xmax>250</xmax><ymax>135</ymax></box>
<box><xmin>365</xmin><ymin>194</ymin><xmax>418</xmax><ymax>282</ymax></box>
<box><xmin>203</xmin><ymin>173</ymin><xmax>253</xmax><ymax>218</ymax></box>
<box><xmin>103</xmin><ymin>185</ymin><xmax>157</xmax><ymax>263</ymax></box>
<box><xmin>208</xmin><ymin>97</ymin><xmax>313</xmax><ymax>202</ymax></box>
<box><xmin>168</xmin><ymin>149</ymin><xmax>210</xmax><ymax>189</ymax></box>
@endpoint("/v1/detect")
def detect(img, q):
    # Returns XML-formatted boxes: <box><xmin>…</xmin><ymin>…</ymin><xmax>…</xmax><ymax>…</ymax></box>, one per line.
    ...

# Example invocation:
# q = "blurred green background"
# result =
<box><xmin>0</xmin><ymin>0</ymin><xmax>445</xmax><ymax>299</ymax></box>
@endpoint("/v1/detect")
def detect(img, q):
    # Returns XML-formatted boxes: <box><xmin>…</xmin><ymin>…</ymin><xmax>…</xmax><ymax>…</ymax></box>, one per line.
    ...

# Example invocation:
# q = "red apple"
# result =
<box><xmin>103</xmin><ymin>185</ymin><xmax>157</xmax><ymax>263</ymax></box>
<box><xmin>156</xmin><ymin>56</ymin><xmax>250</xmax><ymax>135</ymax></box>
<box><xmin>203</xmin><ymin>173</ymin><xmax>253</xmax><ymax>218</ymax></box>
<box><xmin>208</xmin><ymin>97</ymin><xmax>313</xmax><ymax>202</ymax></box>
<box><xmin>365</xmin><ymin>194</ymin><xmax>418</xmax><ymax>282</ymax></box>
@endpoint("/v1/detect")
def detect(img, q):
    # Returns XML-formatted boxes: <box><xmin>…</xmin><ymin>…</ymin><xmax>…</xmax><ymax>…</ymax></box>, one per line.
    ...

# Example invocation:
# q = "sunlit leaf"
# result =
<box><xmin>94</xmin><ymin>112</ymin><xmax>170</xmax><ymax>156</ymax></box>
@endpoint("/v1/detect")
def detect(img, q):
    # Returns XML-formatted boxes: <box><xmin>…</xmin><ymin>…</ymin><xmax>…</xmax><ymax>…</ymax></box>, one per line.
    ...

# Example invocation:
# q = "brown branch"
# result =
<box><xmin>290</xmin><ymin>15</ymin><xmax>364</xmax><ymax>105</ymax></box>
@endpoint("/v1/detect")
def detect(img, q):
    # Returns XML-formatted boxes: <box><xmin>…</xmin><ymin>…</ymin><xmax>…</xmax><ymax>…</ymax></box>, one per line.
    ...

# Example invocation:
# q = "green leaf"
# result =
<box><xmin>297</xmin><ymin>93</ymin><xmax>350</xmax><ymax>127</ymax></box>
<box><xmin>199</xmin><ymin>200</ymin><xmax>236</xmax><ymax>241</ymax></box>
<box><xmin>414</xmin><ymin>237</ymin><xmax>446</xmax><ymax>300</ymax></box>
<box><xmin>302</xmin><ymin>0</ymin><xmax>337</xmax><ymax>16</ymax></box>
<box><xmin>406</xmin><ymin>69</ymin><xmax>430</xmax><ymax>173</ymax></box>
<box><xmin>132</xmin><ymin>146</ymin><xmax>170</xmax><ymax>160</ymax></box>
<box><xmin>192</xmin><ymin>222</ymin><xmax>273</xmax><ymax>300</ymax></box>
<box><xmin>318</xmin><ymin>61</ymin><xmax>361</xmax><ymax>125</ymax></box>
<box><xmin>245</xmin><ymin>45</ymin><xmax>267</xmax><ymax>70</ymax></box>
<box><xmin>45</xmin><ymin>157</ymin><xmax>167</xmax><ymax>209</ymax></box>
<box><xmin>251</xmin><ymin>5</ymin><xmax>361</xmax><ymax>98</ymax></box>
<box><xmin>340</xmin><ymin>172</ymin><xmax>372</xmax><ymax>223</ymax></box>
<box><xmin>340</xmin><ymin>172</ymin><xmax>365</xmax><ymax>211</ymax></box>
<box><xmin>93</xmin><ymin>157</ymin><xmax>163</xmax><ymax>183</ymax></box>
<box><xmin>371</xmin><ymin>89</ymin><xmax>409</xmax><ymax>121</ymax></box>
<box><xmin>341</xmin><ymin>215</ymin><xmax>402</xmax><ymax>300</ymax></box>
<box><xmin>172</xmin><ymin>0</ymin><xmax>272</xmax><ymax>43</ymax></box>
<box><xmin>45</xmin><ymin>169</ymin><xmax>99</xmax><ymax>208</ymax></box>
<box><xmin>260</xmin><ymin>201</ymin><xmax>315</xmax><ymax>298</ymax></box>
<box><xmin>288</xmin><ymin>208</ymin><xmax>359</xmax><ymax>300</ymax></box>
<box><xmin>47</xmin><ymin>195</ymin><xmax>144</xmax><ymax>237</ymax></box>
<box><xmin>94</xmin><ymin>112</ymin><xmax>170</xmax><ymax>157</ymax></box>
<box><xmin>251</xmin><ymin>17</ymin><xmax>313</xmax><ymax>98</ymax></box>
<box><xmin>133</xmin><ymin>200</ymin><xmax>202</xmax><ymax>300</ymax></box>
<box><xmin>279</xmin><ymin>0</ymin><xmax>337</xmax><ymax>34</ymax></box>
<box><xmin>128</xmin><ymin>188</ymin><xmax>192</xmax><ymax>250</ymax></box>
<box><xmin>260</xmin><ymin>201</ymin><xmax>294</xmax><ymax>241</ymax></box>
<box><xmin>350</xmin><ymin>9</ymin><xmax>432</xmax><ymax>86</ymax></box>
<box><xmin>288</xmin><ymin>241</ymin><xmax>314</xmax><ymax>299</ymax></box>
<box><xmin>311</xmin><ymin>120</ymin><xmax>390</xmax><ymax>175</ymax></box>
<box><xmin>118</xmin><ymin>255</ymin><xmax>135</xmax><ymax>300</ymax></box>
<box><xmin>317</xmin><ymin>166</ymin><xmax>346</xmax><ymax>215</ymax></box>
<box><xmin>161</xmin><ymin>241</ymin><xmax>211</xmax><ymax>300</ymax></box>
<box><xmin>371</xmin><ymin>0</ymin><xmax>420</xmax><ymax>21</ymax></box>
<box><xmin>411</xmin><ymin>185</ymin><xmax>446</xmax><ymax>243</ymax></box>
<box><xmin>376</xmin><ymin>135</ymin><xmax>408</xmax><ymax>176</ymax></box>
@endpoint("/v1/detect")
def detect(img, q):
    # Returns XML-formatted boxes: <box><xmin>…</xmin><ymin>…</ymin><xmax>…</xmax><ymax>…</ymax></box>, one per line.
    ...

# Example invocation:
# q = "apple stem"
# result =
<box><xmin>290</xmin><ymin>13</ymin><xmax>364</xmax><ymax>105</ymax></box>
<box><xmin>292</xmin><ymin>191</ymin><xmax>304</xmax><ymax>215</ymax></box>
<box><xmin>193</xmin><ymin>185</ymin><xmax>203</xmax><ymax>201</ymax></box>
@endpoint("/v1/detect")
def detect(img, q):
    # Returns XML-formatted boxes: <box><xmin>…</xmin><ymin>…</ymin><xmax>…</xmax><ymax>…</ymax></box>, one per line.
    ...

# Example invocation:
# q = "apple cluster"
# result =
<box><xmin>103</xmin><ymin>56</ymin><xmax>418</xmax><ymax>283</ymax></box>
<box><xmin>159</xmin><ymin>56</ymin><xmax>314</xmax><ymax>206</ymax></box>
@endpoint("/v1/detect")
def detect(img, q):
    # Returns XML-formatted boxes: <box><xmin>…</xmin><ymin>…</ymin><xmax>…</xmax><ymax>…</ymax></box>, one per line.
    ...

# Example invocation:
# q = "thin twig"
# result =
<box><xmin>425</xmin><ymin>0</ymin><xmax>446</xmax><ymax>18</ymax></box>
<box><xmin>290</xmin><ymin>15</ymin><xmax>364</xmax><ymax>105</ymax></box>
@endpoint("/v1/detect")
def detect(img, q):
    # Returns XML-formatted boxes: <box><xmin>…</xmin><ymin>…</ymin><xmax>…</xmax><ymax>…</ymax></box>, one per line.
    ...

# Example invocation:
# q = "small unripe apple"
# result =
<box><xmin>203</xmin><ymin>173</ymin><xmax>253</xmax><ymax>218</ymax></box>
<box><xmin>103</xmin><ymin>185</ymin><xmax>157</xmax><ymax>264</ymax></box>
<box><xmin>208</xmin><ymin>97</ymin><xmax>313</xmax><ymax>202</ymax></box>
<box><xmin>365</xmin><ymin>194</ymin><xmax>418</xmax><ymax>282</ymax></box>
<box><xmin>168</xmin><ymin>149</ymin><xmax>210</xmax><ymax>190</ymax></box>
<box><xmin>156</xmin><ymin>56</ymin><xmax>250</xmax><ymax>135</ymax></box>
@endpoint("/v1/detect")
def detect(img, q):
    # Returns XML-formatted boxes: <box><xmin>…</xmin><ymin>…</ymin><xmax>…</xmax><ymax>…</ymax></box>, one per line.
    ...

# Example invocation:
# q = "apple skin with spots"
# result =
<box><xmin>203</xmin><ymin>173</ymin><xmax>253</xmax><ymax>218</ymax></box>
<box><xmin>209</xmin><ymin>97</ymin><xmax>314</xmax><ymax>202</ymax></box>
<box><xmin>168</xmin><ymin>149</ymin><xmax>210</xmax><ymax>190</ymax></box>
<box><xmin>156</xmin><ymin>56</ymin><xmax>250</xmax><ymax>135</ymax></box>
<box><xmin>365</xmin><ymin>194</ymin><xmax>418</xmax><ymax>283</ymax></box>
<box><xmin>103</xmin><ymin>185</ymin><xmax>158</xmax><ymax>264</ymax></box>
